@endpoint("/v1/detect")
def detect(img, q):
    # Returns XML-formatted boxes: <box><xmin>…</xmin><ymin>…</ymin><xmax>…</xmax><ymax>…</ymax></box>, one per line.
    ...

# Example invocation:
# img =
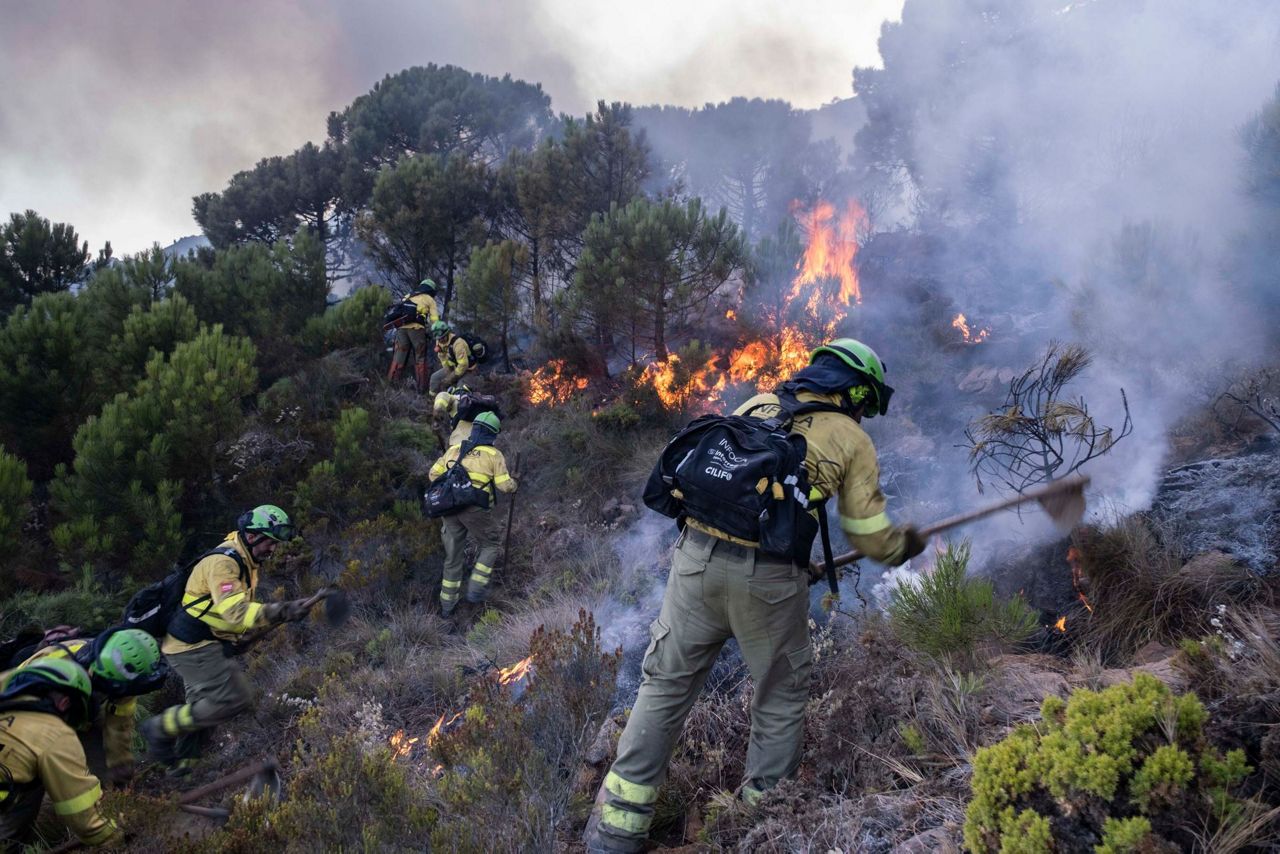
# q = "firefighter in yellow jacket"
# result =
<box><xmin>428</xmin><ymin>412</ymin><xmax>517</xmax><ymax>615</ymax></box>
<box><xmin>0</xmin><ymin>658</ymin><xmax>121</xmax><ymax>848</ymax></box>
<box><xmin>429</xmin><ymin>321</ymin><xmax>473</xmax><ymax>394</ymax></box>
<box><xmin>7</xmin><ymin>628</ymin><xmax>165</xmax><ymax>787</ymax></box>
<box><xmin>388</xmin><ymin>279</ymin><xmax>441</xmax><ymax>392</ymax></box>
<box><xmin>141</xmin><ymin>505</ymin><xmax>313</xmax><ymax>774</ymax></box>
<box><xmin>590</xmin><ymin>339</ymin><xmax>927</xmax><ymax>852</ymax></box>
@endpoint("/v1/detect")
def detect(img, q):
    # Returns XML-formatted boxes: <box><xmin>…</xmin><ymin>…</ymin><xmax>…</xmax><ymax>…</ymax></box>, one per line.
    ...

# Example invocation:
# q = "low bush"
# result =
<box><xmin>888</xmin><ymin>541</ymin><xmax>1038</xmax><ymax>667</ymax></box>
<box><xmin>964</xmin><ymin>673</ymin><xmax>1265</xmax><ymax>853</ymax></box>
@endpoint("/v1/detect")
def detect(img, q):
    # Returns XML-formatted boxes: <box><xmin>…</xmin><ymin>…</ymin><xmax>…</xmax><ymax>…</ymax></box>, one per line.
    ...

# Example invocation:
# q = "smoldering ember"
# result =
<box><xmin>1</xmin><ymin>1</ymin><xmax>1280</xmax><ymax>851</ymax></box>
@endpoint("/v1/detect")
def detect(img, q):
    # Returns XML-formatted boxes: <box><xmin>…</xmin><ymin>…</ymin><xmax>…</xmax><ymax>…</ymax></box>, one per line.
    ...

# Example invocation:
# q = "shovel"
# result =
<box><xmin>813</xmin><ymin>474</ymin><xmax>1090</xmax><ymax>578</ymax></box>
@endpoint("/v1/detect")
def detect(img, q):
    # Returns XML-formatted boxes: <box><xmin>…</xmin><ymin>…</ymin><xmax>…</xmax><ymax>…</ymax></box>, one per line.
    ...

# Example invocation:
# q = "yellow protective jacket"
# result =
<box><xmin>432</xmin><ymin>391</ymin><xmax>473</xmax><ymax>446</ymax></box>
<box><xmin>429</xmin><ymin>442</ymin><xmax>517</xmax><ymax>503</ymax></box>
<box><xmin>162</xmin><ymin>533</ymin><xmax>266</xmax><ymax>656</ymax></box>
<box><xmin>435</xmin><ymin>335</ymin><xmax>472</xmax><ymax>374</ymax></box>
<box><xmin>688</xmin><ymin>390</ymin><xmax>910</xmax><ymax>565</ymax></box>
<box><xmin>0</xmin><ymin>701</ymin><xmax>118</xmax><ymax>846</ymax></box>
<box><xmin>402</xmin><ymin>293</ymin><xmax>440</xmax><ymax>329</ymax></box>
<box><xmin>5</xmin><ymin>641</ymin><xmax>135</xmax><ymax>772</ymax></box>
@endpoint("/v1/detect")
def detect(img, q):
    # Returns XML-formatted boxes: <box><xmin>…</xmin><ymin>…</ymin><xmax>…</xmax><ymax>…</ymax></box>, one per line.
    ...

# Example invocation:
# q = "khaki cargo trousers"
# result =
<box><xmin>159</xmin><ymin>643</ymin><xmax>254</xmax><ymax>764</ymax></box>
<box><xmin>595</xmin><ymin>528</ymin><xmax>813</xmax><ymax>852</ymax></box>
<box><xmin>440</xmin><ymin>505</ymin><xmax>501</xmax><ymax>609</ymax></box>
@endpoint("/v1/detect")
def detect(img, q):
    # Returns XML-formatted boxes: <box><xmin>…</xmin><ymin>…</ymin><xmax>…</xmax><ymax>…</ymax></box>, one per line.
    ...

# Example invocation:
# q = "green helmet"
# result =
<box><xmin>237</xmin><ymin>504</ymin><xmax>296</xmax><ymax>542</ymax></box>
<box><xmin>809</xmin><ymin>337</ymin><xmax>895</xmax><ymax>417</ymax></box>
<box><xmin>416</xmin><ymin>278</ymin><xmax>437</xmax><ymax>296</ymax></box>
<box><xmin>90</xmin><ymin>629</ymin><xmax>161</xmax><ymax>683</ymax></box>
<box><xmin>431</xmin><ymin>320</ymin><xmax>450</xmax><ymax>339</ymax></box>
<box><xmin>473</xmin><ymin>411</ymin><xmax>501</xmax><ymax>433</ymax></box>
<box><xmin>2</xmin><ymin>658</ymin><xmax>93</xmax><ymax>727</ymax></box>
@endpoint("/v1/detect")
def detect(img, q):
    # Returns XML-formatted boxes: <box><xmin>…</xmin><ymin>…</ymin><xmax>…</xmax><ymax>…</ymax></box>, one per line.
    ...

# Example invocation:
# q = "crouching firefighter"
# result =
<box><xmin>7</xmin><ymin>628</ymin><xmax>166</xmax><ymax>787</ymax></box>
<box><xmin>387</xmin><ymin>279</ymin><xmax>441</xmax><ymax>392</ymax></box>
<box><xmin>0</xmin><ymin>659</ymin><xmax>122</xmax><ymax>848</ymax></box>
<box><xmin>429</xmin><ymin>321</ymin><xmax>474</xmax><ymax>394</ymax></box>
<box><xmin>425</xmin><ymin>412</ymin><xmax>517</xmax><ymax>615</ymax></box>
<box><xmin>142</xmin><ymin>505</ymin><xmax>313</xmax><ymax>775</ymax></box>
<box><xmin>432</xmin><ymin>384</ymin><xmax>504</xmax><ymax>447</ymax></box>
<box><xmin>589</xmin><ymin>338</ymin><xmax>928</xmax><ymax>852</ymax></box>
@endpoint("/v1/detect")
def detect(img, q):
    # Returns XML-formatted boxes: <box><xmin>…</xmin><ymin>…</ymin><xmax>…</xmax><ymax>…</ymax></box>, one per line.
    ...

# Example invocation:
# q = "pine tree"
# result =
<box><xmin>0</xmin><ymin>210</ymin><xmax>90</xmax><ymax>315</ymax></box>
<box><xmin>460</xmin><ymin>240</ymin><xmax>529</xmax><ymax>371</ymax></box>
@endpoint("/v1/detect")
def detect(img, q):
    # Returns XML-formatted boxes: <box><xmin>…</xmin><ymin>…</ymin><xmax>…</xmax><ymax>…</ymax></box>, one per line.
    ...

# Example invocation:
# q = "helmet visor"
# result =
<box><xmin>258</xmin><ymin>521</ymin><xmax>297</xmax><ymax>542</ymax></box>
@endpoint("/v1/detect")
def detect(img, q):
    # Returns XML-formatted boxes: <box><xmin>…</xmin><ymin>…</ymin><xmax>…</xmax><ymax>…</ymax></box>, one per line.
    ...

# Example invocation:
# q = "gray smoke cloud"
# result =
<box><xmin>0</xmin><ymin>0</ymin><xmax>902</xmax><ymax>254</ymax></box>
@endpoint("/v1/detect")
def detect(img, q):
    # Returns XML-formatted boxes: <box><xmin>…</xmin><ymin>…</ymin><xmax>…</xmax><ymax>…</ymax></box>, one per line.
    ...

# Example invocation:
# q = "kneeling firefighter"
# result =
<box><xmin>589</xmin><ymin>338</ymin><xmax>928</xmax><ymax>852</ymax></box>
<box><xmin>429</xmin><ymin>321</ymin><xmax>474</xmax><ymax>394</ymax></box>
<box><xmin>6</xmin><ymin>628</ymin><xmax>165</xmax><ymax>786</ymax></box>
<box><xmin>0</xmin><ymin>659</ymin><xmax>122</xmax><ymax>848</ymax></box>
<box><xmin>432</xmin><ymin>384</ymin><xmax>504</xmax><ymax>447</ymax></box>
<box><xmin>142</xmin><ymin>505</ymin><xmax>314</xmax><ymax>774</ymax></box>
<box><xmin>427</xmin><ymin>412</ymin><xmax>517</xmax><ymax>615</ymax></box>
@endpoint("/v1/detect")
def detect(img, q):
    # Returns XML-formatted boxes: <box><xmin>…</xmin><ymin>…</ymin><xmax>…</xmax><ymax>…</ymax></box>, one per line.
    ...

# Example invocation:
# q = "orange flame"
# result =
<box><xmin>497</xmin><ymin>655</ymin><xmax>535</xmax><ymax>686</ymax></box>
<box><xmin>389</xmin><ymin>729</ymin><xmax>419</xmax><ymax>758</ymax></box>
<box><xmin>1066</xmin><ymin>546</ymin><xmax>1093</xmax><ymax>613</ymax></box>
<box><xmin>792</xmin><ymin>201</ymin><xmax>865</xmax><ymax>307</ymax></box>
<box><xmin>1053</xmin><ymin>616</ymin><xmax>1067</xmax><ymax>633</ymax></box>
<box><xmin>952</xmin><ymin>313</ymin><xmax>991</xmax><ymax>344</ymax></box>
<box><xmin>426</xmin><ymin>710</ymin><xmax>464</xmax><ymax>749</ymax></box>
<box><xmin>528</xmin><ymin>359</ymin><xmax>588</xmax><ymax>406</ymax></box>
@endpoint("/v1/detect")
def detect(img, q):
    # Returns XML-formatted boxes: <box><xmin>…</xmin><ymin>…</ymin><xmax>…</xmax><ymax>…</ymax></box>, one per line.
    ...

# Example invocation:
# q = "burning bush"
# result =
<box><xmin>887</xmin><ymin>541</ymin><xmax>1039</xmax><ymax>668</ymax></box>
<box><xmin>964</xmin><ymin>673</ymin><xmax>1263</xmax><ymax>853</ymax></box>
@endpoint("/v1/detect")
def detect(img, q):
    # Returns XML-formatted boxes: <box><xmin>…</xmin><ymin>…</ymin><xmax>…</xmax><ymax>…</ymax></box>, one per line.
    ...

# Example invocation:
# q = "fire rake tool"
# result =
<box><xmin>812</xmin><ymin>474</ymin><xmax>1090</xmax><ymax>590</ymax></box>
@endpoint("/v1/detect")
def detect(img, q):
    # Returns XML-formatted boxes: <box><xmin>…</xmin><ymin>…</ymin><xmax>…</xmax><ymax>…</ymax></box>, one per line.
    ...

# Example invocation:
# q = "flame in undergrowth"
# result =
<box><xmin>1053</xmin><ymin>616</ymin><xmax>1067</xmax><ymax>633</ymax></box>
<box><xmin>390</xmin><ymin>729</ymin><xmax>419</xmax><ymax>758</ymax></box>
<box><xmin>792</xmin><ymin>201</ymin><xmax>865</xmax><ymax>307</ymax></box>
<box><xmin>1066</xmin><ymin>546</ymin><xmax>1094</xmax><ymax>613</ymax></box>
<box><xmin>426</xmin><ymin>711</ymin><xmax>464</xmax><ymax>748</ymax></box>
<box><xmin>952</xmin><ymin>312</ymin><xmax>991</xmax><ymax>344</ymax></box>
<box><xmin>527</xmin><ymin>359</ymin><xmax>588</xmax><ymax>406</ymax></box>
<box><xmin>497</xmin><ymin>655</ymin><xmax>535</xmax><ymax>687</ymax></box>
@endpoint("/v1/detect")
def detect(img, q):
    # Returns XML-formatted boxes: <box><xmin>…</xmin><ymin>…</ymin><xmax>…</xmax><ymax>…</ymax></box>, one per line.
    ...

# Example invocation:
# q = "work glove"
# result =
<box><xmin>900</xmin><ymin>526</ymin><xmax>929</xmax><ymax>562</ymax></box>
<box><xmin>261</xmin><ymin>598</ymin><xmax>313</xmax><ymax>625</ymax></box>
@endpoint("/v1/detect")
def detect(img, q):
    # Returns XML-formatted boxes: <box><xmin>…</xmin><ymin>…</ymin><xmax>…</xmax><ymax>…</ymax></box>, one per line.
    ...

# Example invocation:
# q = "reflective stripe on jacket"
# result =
<box><xmin>0</xmin><ymin>703</ymin><xmax>118</xmax><ymax>845</ymax></box>
<box><xmin>162</xmin><ymin>534</ymin><xmax>264</xmax><ymax>655</ymax></box>
<box><xmin>401</xmin><ymin>293</ymin><xmax>439</xmax><ymax>329</ymax></box>
<box><xmin>429</xmin><ymin>443</ymin><xmax>517</xmax><ymax>499</ymax></box>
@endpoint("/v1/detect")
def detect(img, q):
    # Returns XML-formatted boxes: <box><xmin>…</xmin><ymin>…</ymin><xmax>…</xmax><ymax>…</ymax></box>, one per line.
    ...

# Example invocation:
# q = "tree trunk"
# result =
<box><xmin>654</xmin><ymin>284</ymin><xmax>667</xmax><ymax>361</ymax></box>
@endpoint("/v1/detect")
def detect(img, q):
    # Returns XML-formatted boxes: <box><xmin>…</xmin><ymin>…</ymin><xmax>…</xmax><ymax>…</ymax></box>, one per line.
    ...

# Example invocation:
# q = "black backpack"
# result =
<box><xmin>643</xmin><ymin>390</ymin><xmax>846</xmax><ymax>568</ymax></box>
<box><xmin>120</xmin><ymin>546</ymin><xmax>249</xmax><ymax>639</ymax></box>
<box><xmin>382</xmin><ymin>299</ymin><xmax>421</xmax><ymax>332</ymax></box>
<box><xmin>455</xmin><ymin>392</ymin><xmax>503</xmax><ymax>424</ymax></box>
<box><xmin>458</xmin><ymin>333</ymin><xmax>491</xmax><ymax>365</ymax></box>
<box><xmin>424</xmin><ymin>440</ymin><xmax>494</xmax><ymax>518</ymax></box>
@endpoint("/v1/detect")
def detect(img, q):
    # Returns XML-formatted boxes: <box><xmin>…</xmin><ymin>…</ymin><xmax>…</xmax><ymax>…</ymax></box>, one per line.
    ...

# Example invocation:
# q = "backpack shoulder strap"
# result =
<box><xmin>183</xmin><ymin>547</ymin><xmax>251</xmax><ymax>614</ymax></box>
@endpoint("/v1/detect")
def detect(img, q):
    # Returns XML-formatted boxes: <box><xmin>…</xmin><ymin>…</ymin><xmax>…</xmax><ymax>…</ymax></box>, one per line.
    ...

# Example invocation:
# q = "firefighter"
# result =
<box><xmin>589</xmin><ymin>338</ymin><xmax>928</xmax><ymax>852</ymax></box>
<box><xmin>432</xmin><ymin>384</ymin><xmax>503</xmax><ymax>447</ymax></box>
<box><xmin>7</xmin><ymin>628</ymin><xmax>166</xmax><ymax>786</ymax></box>
<box><xmin>428</xmin><ymin>412</ymin><xmax>517</xmax><ymax>615</ymax></box>
<box><xmin>141</xmin><ymin>505</ymin><xmax>313</xmax><ymax>775</ymax></box>
<box><xmin>388</xmin><ymin>279</ymin><xmax>441</xmax><ymax>392</ymax></box>
<box><xmin>0</xmin><ymin>658</ymin><xmax>122</xmax><ymax>848</ymax></box>
<box><xmin>429</xmin><ymin>321</ymin><xmax>473</xmax><ymax>394</ymax></box>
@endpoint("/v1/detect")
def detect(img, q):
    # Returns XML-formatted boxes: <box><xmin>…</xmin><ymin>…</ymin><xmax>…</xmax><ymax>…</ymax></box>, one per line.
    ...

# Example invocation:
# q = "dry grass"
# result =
<box><xmin>1074</xmin><ymin>514</ymin><xmax>1279</xmax><ymax>663</ymax></box>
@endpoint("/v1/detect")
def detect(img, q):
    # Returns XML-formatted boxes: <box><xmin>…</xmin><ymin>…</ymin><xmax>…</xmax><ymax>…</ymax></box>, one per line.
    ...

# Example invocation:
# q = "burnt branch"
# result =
<box><xmin>1213</xmin><ymin>368</ymin><xmax>1280</xmax><ymax>436</ymax></box>
<box><xmin>963</xmin><ymin>342</ymin><xmax>1133</xmax><ymax>496</ymax></box>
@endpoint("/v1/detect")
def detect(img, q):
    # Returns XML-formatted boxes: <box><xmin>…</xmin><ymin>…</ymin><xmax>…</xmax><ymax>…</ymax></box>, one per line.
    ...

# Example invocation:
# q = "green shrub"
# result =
<box><xmin>49</xmin><ymin>326</ymin><xmax>257</xmax><ymax>581</ymax></box>
<box><xmin>964</xmin><ymin>673</ymin><xmax>1259</xmax><ymax>853</ymax></box>
<box><xmin>0</xmin><ymin>446</ymin><xmax>32</xmax><ymax>553</ymax></box>
<box><xmin>887</xmin><ymin>540</ymin><xmax>1038</xmax><ymax>666</ymax></box>
<box><xmin>0</xmin><ymin>574</ymin><xmax>123</xmax><ymax>637</ymax></box>
<box><xmin>299</xmin><ymin>285</ymin><xmax>390</xmax><ymax>355</ymax></box>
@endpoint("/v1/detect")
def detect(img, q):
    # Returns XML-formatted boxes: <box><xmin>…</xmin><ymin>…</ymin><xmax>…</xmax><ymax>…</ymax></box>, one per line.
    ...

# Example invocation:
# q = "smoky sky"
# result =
<box><xmin>0</xmin><ymin>0</ymin><xmax>903</xmax><ymax>254</ymax></box>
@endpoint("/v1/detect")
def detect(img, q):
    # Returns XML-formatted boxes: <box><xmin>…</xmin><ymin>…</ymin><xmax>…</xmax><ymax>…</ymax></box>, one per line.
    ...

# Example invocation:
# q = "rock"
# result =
<box><xmin>585</xmin><ymin>716</ymin><xmax>622</xmax><ymax>767</ymax></box>
<box><xmin>958</xmin><ymin>366</ymin><xmax>997</xmax><ymax>393</ymax></box>
<box><xmin>1133</xmin><ymin>640</ymin><xmax>1176</xmax><ymax>665</ymax></box>
<box><xmin>892</xmin><ymin>826</ymin><xmax>961</xmax><ymax>854</ymax></box>
<box><xmin>601</xmin><ymin>497</ymin><xmax>620</xmax><ymax>516</ymax></box>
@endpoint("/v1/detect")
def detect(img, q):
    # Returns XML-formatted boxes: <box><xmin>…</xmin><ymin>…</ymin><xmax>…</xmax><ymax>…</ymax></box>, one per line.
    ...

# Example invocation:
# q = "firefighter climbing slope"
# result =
<box><xmin>432</xmin><ymin>384</ymin><xmax>504</xmax><ymax>447</ymax></box>
<box><xmin>5</xmin><ymin>627</ymin><xmax>166</xmax><ymax>786</ymax></box>
<box><xmin>429</xmin><ymin>321</ymin><xmax>475</xmax><ymax>394</ymax></box>
<box><xmin>425</xmin><ymin>412</ymin><xmax>518</xmax><ymax>615</ymax></box>
<box><xmin>386</xmin><ymin>279</ymin><xmax>441</xmax><ymax>393</ymax></box>
<box><xmin>0</xmin><ymin>658</ymin><xmax>122</xmax><ymax>848</ymax></box>
<box><xmin>589</xmin><ymin>338</ymin><xmax>929</xmax><ymax>853</ymax></box>
<box><xmin>142</xmin><ymin>505</ymin><xmax>318</xmax><ymax>775</ymax></box>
